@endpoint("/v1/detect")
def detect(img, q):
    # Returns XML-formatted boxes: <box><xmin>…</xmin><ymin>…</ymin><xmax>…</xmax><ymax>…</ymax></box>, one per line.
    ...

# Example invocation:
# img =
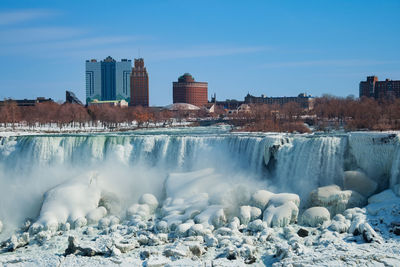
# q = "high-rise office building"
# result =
<box><xmin>130</xmin><ymin>58</ymin><xmax>149</xmax><ymax>106</ymax></box>
<box><xmin>85</xmin><ymin>56</ymin><xmax>131</xmax><ymax>104</ymax></box>
<box><xmin>173</xmin><ymin>73</ymin><xmax>208</xmax><ymax>107</ymax></box>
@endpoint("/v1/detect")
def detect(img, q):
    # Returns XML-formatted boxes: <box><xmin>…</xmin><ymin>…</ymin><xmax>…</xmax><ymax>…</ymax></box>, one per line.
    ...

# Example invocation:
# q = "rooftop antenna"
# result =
<box><xmin>138</xmin><ymin>48</ymin><xmax>141</xmax><ymax>58</ymax></box>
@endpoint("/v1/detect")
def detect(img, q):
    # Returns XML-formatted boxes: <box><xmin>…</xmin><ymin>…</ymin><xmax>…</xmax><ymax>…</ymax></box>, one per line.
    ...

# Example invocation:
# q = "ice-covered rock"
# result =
<box><xmin>175</xmin><ymin>221</ymin><xmax>194</xmax><ymax>237</ymax></box>
<box><xmin>31</xmin><ymin>172</ymin><xmax>102</xmax><ymax>233</ymax></box>
<box><xmin>194</xmin><ymin>205</ymin><xmax>226</xmax><ymax>228</ymax></box>
<box><xmin>204</xmin><ymin>233</ymin><xmax>218</xmax><ymax>247</ymax></box>
<box><xmin>263</xmin><ymin>201</ymin><xmax>298</xmax><ymax>227</ymax></box>
<box><xmin>344</xmin><ymin>171</ymin><xmax>377</xmax><ymax>197</ymax></box>
<box><xmin>310</xmin><ymin>185</ymin><xmax>366</xmax><ymax>215</ymax></box>
<box><xmin>301</xmin><ymin>207</ymin><xmax>330</xmax><ymax>227</ymax></box>
<box><xmin>188</xmin><ymin>223</ymin><xmax>205</xmax><ymax>236</ymax></box>
<box><xmin>366</xmin><ymin>189</ymin><xmax>400</xmax><ymax>216</ymax></box>
<box><xmin>139</xmin><ymin>193</ymin><xmax>159</xmax><ymax>213</ymax></box>
<box><xmin>114</xmin><ymin>239</ymin><xmax>139</xmax><ymax>253</ymax></box>
<box><xmin>368</xmin><ymin>189</ymin><xmax>397</xmax><ymax>204</ymax></box>
<box><xmin>247</xmin><ymin>219</ymin><xmax>268</xmax><ymax>232</ymax></box>
<box><xmin>329</xmin><ymin>214</ymin><xmax>350</xmax><ymax>233</ymax></box>
<box><xmin>127</xmin><ymin>203</ymin><xmax>151</xmax><ymax>220</ymax></box>
<box><xmin>163</xmin><ymin>242</ymin><xmax>190</xmax><ymax>258</ymax></box>
<box><xmin>156</xmin><ymin>220</ymin><xmax>169</xmax><ymax>233</ymax></box>
<box><xmin>238</xmin><ymin>206</ymin><xmax>261</xmax><ymax>225</ymax></box>
<box><xmin>5</xmin><ymin>233</ymin><xmax>29</xmax><ymax>251</ymax></box>
<box><xmin>250</xmin><ymin>190</ymin><xmax>274</xmax><ymax>210</ymax></box>
<box><xmin>269</xmin><ymin>193</ymin><xmax>300</xmax><ymax>207</ymax></box>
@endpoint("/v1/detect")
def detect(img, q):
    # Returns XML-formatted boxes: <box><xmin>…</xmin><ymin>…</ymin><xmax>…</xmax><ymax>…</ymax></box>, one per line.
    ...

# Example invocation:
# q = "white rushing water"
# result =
<box><xmin>0</xmin><ymin>127</ymin><xmax>400</xmax><ymax>239</ymax></box>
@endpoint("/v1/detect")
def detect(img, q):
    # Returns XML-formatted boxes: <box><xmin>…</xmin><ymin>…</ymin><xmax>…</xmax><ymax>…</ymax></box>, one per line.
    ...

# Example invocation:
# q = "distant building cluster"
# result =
<box><xmin>244</xmin><ymin>93</ymin><xmax>314</xmax><ymax>109</ymax></box>
<box><xmin>0</xmin><ymin>97</ymin><xmax>53</xmax><ymax>107</ymax></box>
<box><xmin>359</xmin><ymin>76</ymin><xmax>400</xmax><ymax>100</ymax></box>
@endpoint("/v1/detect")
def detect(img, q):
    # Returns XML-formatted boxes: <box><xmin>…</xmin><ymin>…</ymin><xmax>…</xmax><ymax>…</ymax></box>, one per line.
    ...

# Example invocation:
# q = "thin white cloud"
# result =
<box><xmin>261</xmin><ymin>59</ymin><xmax>400</xmax><ymax>68</ymax></box>
<box><xmin>0</xmin><ymin>26</ymin><xmax>86</xmax><ymax>44</ymax></box>
<box><xmin>0</xmin><ymin>9</ymin><xmax>57</xmax><ymax>25</ymax></box>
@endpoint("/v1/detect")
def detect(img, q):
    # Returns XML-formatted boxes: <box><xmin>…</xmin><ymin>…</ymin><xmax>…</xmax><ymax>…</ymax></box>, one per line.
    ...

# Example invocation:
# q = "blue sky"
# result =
<box><xmin>0</xmin><ymin>0</ymin><xmax>399</xmax><ymax>106</ymax></box>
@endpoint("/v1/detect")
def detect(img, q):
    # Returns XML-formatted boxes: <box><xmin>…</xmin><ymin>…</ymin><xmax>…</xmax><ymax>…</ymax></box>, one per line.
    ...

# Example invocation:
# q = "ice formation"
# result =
<box><xmin>1</xmin><ymin>127</ymin><xmax>400</xmax><ymax>266</ymax></box>
<box><xmin>301</xmin><ymin>207</ymin><xmax>330</xmax><ymax>227</ymax></box>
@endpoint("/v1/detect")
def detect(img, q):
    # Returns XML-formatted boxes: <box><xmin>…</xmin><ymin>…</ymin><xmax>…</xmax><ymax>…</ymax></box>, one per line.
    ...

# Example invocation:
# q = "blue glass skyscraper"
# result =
<box><xmin>86</xmin><ymin>56</ymin><xmax>131</xmax><ymax>104</ymax></box>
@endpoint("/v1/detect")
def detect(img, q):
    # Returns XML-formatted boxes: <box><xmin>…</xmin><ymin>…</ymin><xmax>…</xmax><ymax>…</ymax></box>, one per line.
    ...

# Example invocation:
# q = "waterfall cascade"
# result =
<box><xmin>1</xmin><ymin>127</ymin><xmax>400</xmax><ymax>238</ymax></box>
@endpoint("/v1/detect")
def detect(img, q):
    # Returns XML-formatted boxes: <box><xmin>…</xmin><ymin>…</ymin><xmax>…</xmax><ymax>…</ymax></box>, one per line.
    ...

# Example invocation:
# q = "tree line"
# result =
<box><xmin>2</xmin><ymin>96</ymin><xmax>400</xmax><ymax>132</ymax></box>
<box><xmin>230</xmin><ymin>96</ymin><xmax>400</xmax><ymax>132</ymax></box>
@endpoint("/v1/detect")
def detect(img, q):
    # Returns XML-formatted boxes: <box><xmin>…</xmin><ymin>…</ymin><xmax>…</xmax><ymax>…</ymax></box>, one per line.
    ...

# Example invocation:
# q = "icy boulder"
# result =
<box><xmin>301</xmin><ymin>207</ymin><xmax>330</xmax><ymax>227</ymax></box>
<box><xmin>261</xmin><ymin>192</ymin><xmax>300</xmax><ymax>227</ymax></box>
<box><xmin>127</xmin><ymin>204</ymin><xmax>151</xmax><ymax>220</ymax></box>
<box><xmin>343</xmin><ymin>171</ymin><xmax>377</xmax><ymax>197</ymax></box>
<box><xmin>269</xmin><ymin>193</ymin><xmax>300</xmax><ymax>207</ymax></box>
<box><xmin>329</xmin><ymin>214</ymin><xmax>350</xmax><ymax>233</ymax></box>
<box><xmin>238</xmin><ymin>206</ymin><xmax>262</xmax><ymax>225</ymax></box>
<box><xmin>31</xmin><ymin>172</ymin><xmax>102</xmax><ymax>233</ymax></box>
<box><xmin>263</xmin><ymin>201</ymin><xmax>298</xmax><ymax>227</ymax></box>
<box><xmin>139</xmin><ymin>194</ymin><xmax>159</xmax><ymax>213</ymax></box>
<box><xmin>194</xmin><ymin>205</ymin><xmax>226</xmax><ymax>228</ymax></box>
<box><xmin>310</xmin><ymin>185</ymin><xmax>366</xmax><ymax>215</ymax></box>
<box><xmin>366</xmin><ymin>189</ymin><xmax>400</xmax><ymax>217</ymax></box>
<box><xmin>251</xmin><ymin>190</ymin><xmax>274</xmax><ymax>210</ymax></box>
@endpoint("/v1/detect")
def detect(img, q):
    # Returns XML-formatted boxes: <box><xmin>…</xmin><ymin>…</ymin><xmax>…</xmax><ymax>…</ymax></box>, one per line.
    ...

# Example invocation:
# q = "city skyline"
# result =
<box><xmin>0</xmin><ymin>0</ymin><xmax>400</xmax><ymax>105</ymax></box>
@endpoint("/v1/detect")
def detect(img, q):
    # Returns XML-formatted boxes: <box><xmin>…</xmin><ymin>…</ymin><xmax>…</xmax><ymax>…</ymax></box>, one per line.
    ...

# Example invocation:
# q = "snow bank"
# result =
<box><xmin>31</xmin><ymin>172</ymin><xmax>102</xmax><ymax>233</ymax></box>
<box><xmin>301</xmin><ymin>207</ymin><xmax>330</xmax><ymax>227</ymax></box>
<box><xmin>310</xmin><ymin>185</ymin><xmax>366</xmax><ymax>215</ymax></box>
<box><xmin>343</xmin><ymin>170</ymin><xmax>377</xmax><ymax>197</ymax></box>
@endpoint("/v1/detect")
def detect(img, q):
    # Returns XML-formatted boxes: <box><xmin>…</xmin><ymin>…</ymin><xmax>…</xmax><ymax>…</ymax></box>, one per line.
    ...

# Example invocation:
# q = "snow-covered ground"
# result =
<box><xmin>1</xmin><ymin>127</ymin><xmax>400</xmax><ymax>266</ymax></box>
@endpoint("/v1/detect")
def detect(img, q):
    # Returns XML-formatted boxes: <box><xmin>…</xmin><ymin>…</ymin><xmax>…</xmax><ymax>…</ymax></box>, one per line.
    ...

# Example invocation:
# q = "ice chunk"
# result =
<box><xmin>127</xmin><ymin>203</ymin><xmax>151</xmax><ymax>220</ymax></box>
<box><xmin>301</xmin><ymin>207</ymin><xmax>330</xmax><ymax>227</ymax></box>
<box><xmin>247</xmin><ymin>219</ymin><xmax>268</xmax><ymax>232</ymax></box>
<box><xmin>310</xmin><ymin>185</ymin><xmax>366</xmax><ymax>215</ymax></box>
<box><xmin>238</xmin><ymin>206</ymin><xmax>261</xmax><ymax>225</ymax></box>
<box><xmin>250</xmin><ymin>190</ymin><xmax>274</xmax><ymax>210</ymax></box>
<box><xmin>368</xmin><ymin>189</ymin><xmax>397</xmax><ymax>204</ymax></box>
<box><xmin>366</xmin><ymin>189</ymin><xmax>400</xmax><ymax>217</ymax></box>
<box><xmin>344</xmin><ymin>171</ymin><xmax>377</xmax><ymax>197</ymax></box>
<box><xmin>32</xmin><ymin>172</ymin><xmax>101</xmax><ymax>233</ymax></box>
<box><xmin>194</xmin><ymin>205</ymin><xmax>226</xmax><ymax>228</ymax></box>
<box><xmin>139</xmin><ymin>193</ymin><xmax>159</xmax><ymax>213</ymax></box>
<box><xmin>269</xmin><ymin>193</ymin><xmax>300</xmax><ymax>207</ymax></box>
<box><xmin>329</xmin><ymin>214</ymin><xmax>350</xmax><ymax>233</ymax></box>
<box><xmin>263</xmin><ymin>202</ymin><xmax>298</xmax><ymax>227</ymax></box>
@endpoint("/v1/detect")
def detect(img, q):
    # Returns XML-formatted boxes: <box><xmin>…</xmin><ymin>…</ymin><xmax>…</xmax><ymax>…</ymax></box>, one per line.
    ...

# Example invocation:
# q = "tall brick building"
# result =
<box><xmin>360</xmin><ymin>76</ymin><xmax>400</xmax><ymax>99</ymax></box>
<box><xmin>130</xmin><ymin>58</ymin><xmax>149</xmax><ymax>106</ymax></box>
<box><xmin>173</xmin><ymin>73</ymin><xmax>208</xmax><ymax>107</ymax></box>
